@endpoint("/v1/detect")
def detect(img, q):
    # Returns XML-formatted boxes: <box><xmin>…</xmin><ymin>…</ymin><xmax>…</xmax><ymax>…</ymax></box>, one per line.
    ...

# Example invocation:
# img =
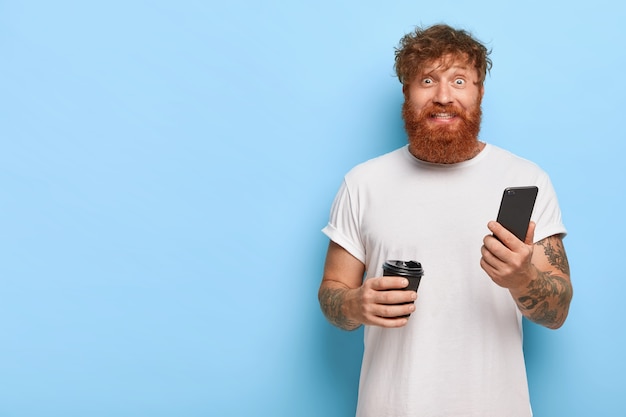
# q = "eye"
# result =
<box><xmin>454</xmin><ymin>78</ymin><xmax>465</xmax><ymax>86</ymax></box>
<box><xmin>422</xmin><ymin>78</ymin><xmax>433</xmax><ymax>85</ymax></box>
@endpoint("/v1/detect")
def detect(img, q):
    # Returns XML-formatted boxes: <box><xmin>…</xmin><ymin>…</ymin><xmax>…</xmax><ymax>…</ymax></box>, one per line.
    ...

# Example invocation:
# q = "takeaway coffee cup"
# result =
<box><xmin>382</xmin><ymin>260</ymin><xmax>424</xmax><ymax>292</ymax></box>
<box><xmin>382</xmin><ymin>260</ymin><xmax>424</xmax><ymax>318</ymax></box>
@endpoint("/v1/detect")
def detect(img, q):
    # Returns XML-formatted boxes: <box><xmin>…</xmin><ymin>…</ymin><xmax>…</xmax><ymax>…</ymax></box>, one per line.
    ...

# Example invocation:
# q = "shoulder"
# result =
<box><xmin>345</xmin><ymin>146</ymin><xmax>412</xmax><ymax>182</ymax></box>
<box><xmin>487</xmin><ymin>144</ymin><xmax>539</xmax><ymax>166</ymax></box>
<box><xmin>484</xmin><ymin>144</ymin><xmax>548</xmax><ymax>177</ymax></box>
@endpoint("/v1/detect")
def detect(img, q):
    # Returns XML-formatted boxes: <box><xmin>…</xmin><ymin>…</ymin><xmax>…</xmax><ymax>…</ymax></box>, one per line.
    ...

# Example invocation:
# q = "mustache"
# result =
<box><xmin>418</xmin><ymin>103</ymin><xmax>467</xmax><ymax>120</ymax></box>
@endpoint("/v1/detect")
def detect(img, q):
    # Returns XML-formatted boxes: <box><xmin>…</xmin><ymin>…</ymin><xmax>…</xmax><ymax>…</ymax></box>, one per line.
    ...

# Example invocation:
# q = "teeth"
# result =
<box><xmin>432</xmin><ymin>113</ymin><xmax>455</xmax><ymax>118</ymax></box>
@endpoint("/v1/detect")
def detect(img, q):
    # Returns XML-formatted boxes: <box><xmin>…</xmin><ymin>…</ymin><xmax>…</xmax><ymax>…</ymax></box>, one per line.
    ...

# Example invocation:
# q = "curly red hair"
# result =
<box><xmin>394</xmin><ymin>24</ymin><xmax>492</xmax><ymax>86</ymax></box>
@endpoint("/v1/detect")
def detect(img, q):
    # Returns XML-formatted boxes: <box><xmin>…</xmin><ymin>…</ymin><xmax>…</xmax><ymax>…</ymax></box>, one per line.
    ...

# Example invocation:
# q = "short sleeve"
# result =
<box><xmin>321</xmin><ymin>179</ymin><xmax>366</xmax><ymax>263</ymax></box>
<box><xmin>531</xmin><ymin>173</ymin><xmax>567</xmax><ymax>243</ymax></box>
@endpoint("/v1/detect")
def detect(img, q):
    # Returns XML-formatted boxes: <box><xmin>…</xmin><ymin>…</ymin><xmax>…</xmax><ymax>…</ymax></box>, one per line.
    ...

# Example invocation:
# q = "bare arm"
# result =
<box><xmin>318</xmin><ymin>241</ymin><xmax>417</xmax><ymax>330</ymax></box>
<box><xmin>481</xmin><ymin>221</ymin><xmax>573</xmax><ymax>329</ymax></box>
<box><xmin>318</xmin><ymin>241</ymin><xmax>365</xmax><ymax>331</ymax></box>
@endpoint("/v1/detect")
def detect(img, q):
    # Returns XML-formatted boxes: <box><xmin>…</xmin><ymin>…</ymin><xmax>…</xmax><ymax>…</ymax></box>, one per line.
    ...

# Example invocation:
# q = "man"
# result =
<box><xmin>318</xmin><ymin>24</ymin><xmax>572</xmax><ymax>417</ymax></box>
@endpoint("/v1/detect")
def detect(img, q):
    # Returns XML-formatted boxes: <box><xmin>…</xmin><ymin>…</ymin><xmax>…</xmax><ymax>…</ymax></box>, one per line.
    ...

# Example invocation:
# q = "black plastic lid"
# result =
<box><xmin>382</xmin><ymin>260</ymin><xmax>424</xmax><ymax>276</ymax></box>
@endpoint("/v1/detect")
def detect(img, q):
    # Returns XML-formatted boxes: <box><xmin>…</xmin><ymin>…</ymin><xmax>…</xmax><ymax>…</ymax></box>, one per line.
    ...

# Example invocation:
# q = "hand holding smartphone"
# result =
<box><xmin>495</xmin><ymin>186</ymin><xmax>538</xmax><ymax>241</ymax></box>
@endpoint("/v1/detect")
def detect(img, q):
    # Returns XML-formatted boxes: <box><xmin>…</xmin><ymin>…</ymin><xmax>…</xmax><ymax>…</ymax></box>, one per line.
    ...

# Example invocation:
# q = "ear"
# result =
<box><xmin>479</xmin><ymin>84</ymin><xmax>485</xmax><ymax>100</ymax></box>
<box><xmin>402</xmin><ymin>84</ymin><xmax>409</xmax><ymax>98</ymax></box>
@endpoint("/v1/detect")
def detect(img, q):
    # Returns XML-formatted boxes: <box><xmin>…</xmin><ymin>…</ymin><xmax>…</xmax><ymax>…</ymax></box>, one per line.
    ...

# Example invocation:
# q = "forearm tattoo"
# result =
<box><xmin>516</xmin><ymin>237</ymin><xmax>573</xmax><ymax>328</ymax></box>
<box><xmin>318</xmin><ymin>287</ymin><xmax>360</xmax><ymax>331</ymax></box>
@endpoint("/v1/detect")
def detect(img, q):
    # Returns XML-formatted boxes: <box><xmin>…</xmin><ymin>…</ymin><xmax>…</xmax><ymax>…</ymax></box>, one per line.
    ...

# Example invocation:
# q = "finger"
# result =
<box><xmin>377</xmin><ymin>289</ymin><xmax>417</xmax><ymax>305</ymax></box>
<box><xmin>369</xmin><ymin>316</ymin><xmax>410</xmax><ymax>328</ymax></box>
<box><xmin>489</xmin><ymin>221</ymin><xmax>523</xmax><ymax>250</ymax></box>
<box><xmin>480</xmin><ymin>246</ymin><xmax>501</xmax><ymax>273</ymax></box>
<box><xmin>481</xmin><ymin>237</ymin><xmax>506</xmax><ymax>266</ymax></box>
<box><xmin>373</xmin><ymin>302</ymin><xmax>416</xmax><ymax>319</ymax></box>
<box><xmin>479</xmin><ymin>256</ymin><xmax>495</xmax><ymax>276</ymax></box>
<box><xmin>369</xmin><ymin>276</ymin><xmax>409</xmax><ymax>291</ymax></box>
<box><xmin>361</xmin><ymin>298</ymin><xmax>413</xmax><ymax>327</ymax></box>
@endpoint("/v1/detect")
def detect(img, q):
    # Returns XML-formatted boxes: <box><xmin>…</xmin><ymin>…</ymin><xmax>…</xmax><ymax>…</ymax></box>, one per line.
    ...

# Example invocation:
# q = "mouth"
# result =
<box><xmin>430</xmin><ymin>112</ymin><xmax>457</xmax><ymax>120</ymax></box>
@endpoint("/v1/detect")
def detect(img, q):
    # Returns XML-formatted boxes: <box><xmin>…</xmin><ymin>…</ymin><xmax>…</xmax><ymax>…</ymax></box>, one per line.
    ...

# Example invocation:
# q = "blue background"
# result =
<box><xmin>1</xmin><ymin>1</ymin><xmax>624</xmax><ymax>416</ymax></box>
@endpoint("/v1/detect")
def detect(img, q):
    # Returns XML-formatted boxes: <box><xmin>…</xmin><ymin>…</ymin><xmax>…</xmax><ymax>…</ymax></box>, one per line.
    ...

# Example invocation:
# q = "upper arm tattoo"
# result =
<box><xmin>537</xmin><ymin>235</ymin><xmax>570</xmax><ymax>276</ymax></box>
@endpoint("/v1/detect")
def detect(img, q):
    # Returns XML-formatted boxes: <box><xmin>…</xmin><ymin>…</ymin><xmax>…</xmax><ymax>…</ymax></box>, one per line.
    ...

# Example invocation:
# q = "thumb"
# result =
<box><xmin>524</xmin><ymin>221</ymin><xmax>536</xmax><ymax>245</ymax></box>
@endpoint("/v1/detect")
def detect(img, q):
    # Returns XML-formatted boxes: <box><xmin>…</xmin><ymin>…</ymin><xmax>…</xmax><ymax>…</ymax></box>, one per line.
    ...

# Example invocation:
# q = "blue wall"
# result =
<box><xmin>1</xmin><ymin>1</ymin><xmax>625</xmax><ymax>416</ymax></box>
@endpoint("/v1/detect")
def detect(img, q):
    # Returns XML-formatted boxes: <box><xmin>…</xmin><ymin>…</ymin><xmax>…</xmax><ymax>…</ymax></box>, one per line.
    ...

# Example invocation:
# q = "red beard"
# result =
<box><xmin>402</xmin><ymin>100</ymin><xmax>483</xmax><ymax>164</ymax></box>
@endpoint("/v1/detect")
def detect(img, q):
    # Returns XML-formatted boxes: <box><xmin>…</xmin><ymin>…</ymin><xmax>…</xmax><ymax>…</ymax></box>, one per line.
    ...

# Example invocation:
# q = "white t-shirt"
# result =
<box><xmin>322</xmin><ymin>144</ymin><xmax>566</xmax><ymax>417</ymax></box>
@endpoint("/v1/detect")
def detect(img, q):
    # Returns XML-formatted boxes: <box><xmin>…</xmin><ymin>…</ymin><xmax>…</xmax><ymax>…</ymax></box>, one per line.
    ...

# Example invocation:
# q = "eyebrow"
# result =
<box><xmin>421</xmin><ymin>66</ymin><xmax>472</xmax><ymax>79</ymax></box>
<box><xmin>424</xmin><ymin>64</ymin><xmax>470</xmax><ymax>72</ymax></box>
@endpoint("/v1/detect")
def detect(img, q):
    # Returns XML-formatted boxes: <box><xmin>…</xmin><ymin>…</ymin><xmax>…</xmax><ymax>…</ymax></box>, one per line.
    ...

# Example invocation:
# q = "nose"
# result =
<box><xmin>433</xmin><ymin>83</ymin><xmax>453</xmax><ymax>105</ymax></box>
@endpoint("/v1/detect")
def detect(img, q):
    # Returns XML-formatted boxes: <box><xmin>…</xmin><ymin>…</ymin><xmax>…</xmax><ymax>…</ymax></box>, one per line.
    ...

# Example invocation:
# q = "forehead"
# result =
<box><xmin>420</xmin><ymin>54</ymin><xmax>477</xmax><ymax>77</ymax></box>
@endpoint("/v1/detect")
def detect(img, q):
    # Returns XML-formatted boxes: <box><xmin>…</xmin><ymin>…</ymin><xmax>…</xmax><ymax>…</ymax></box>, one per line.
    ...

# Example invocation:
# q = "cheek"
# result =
<box><xmin>405</xmin><ymin>85</ymin><xmax>430</xmax><ymax>105</ymax></box>
<box><xmin>457</xmin><ymin>93</ymin><xmax>481</xmax><ymax>110</ymax></box>
<box><xmin>405</xmin><ymin>94</ymin><xmax>431</xmax><ymax>112</ymax></box>
<box><xmin>463</xmin><ymin>88</ymin><xmax>483</xmax><ymax>107</ymax></box>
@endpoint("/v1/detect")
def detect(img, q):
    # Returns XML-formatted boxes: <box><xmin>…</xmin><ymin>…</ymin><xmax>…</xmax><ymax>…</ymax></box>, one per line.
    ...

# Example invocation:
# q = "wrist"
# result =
<box><xmin>508</xmin><ymin>266</ymin><xmax>537</xmax><ymax>295</ymax></box>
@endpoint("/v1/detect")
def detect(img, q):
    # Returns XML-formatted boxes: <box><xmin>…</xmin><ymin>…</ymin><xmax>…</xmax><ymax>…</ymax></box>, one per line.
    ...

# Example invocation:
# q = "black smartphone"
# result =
<box><xmin>496</xmin><ymin>186</ymin><xmax>538</xmax><ymax>241</ymax></box>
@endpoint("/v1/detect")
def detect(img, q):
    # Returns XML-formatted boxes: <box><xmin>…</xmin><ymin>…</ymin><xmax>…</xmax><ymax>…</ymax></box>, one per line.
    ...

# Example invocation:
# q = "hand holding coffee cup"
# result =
<box><xmin>382</xmin><ymin>260</ymin><xmax>424</xmax><ymax>318</ymax></box>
